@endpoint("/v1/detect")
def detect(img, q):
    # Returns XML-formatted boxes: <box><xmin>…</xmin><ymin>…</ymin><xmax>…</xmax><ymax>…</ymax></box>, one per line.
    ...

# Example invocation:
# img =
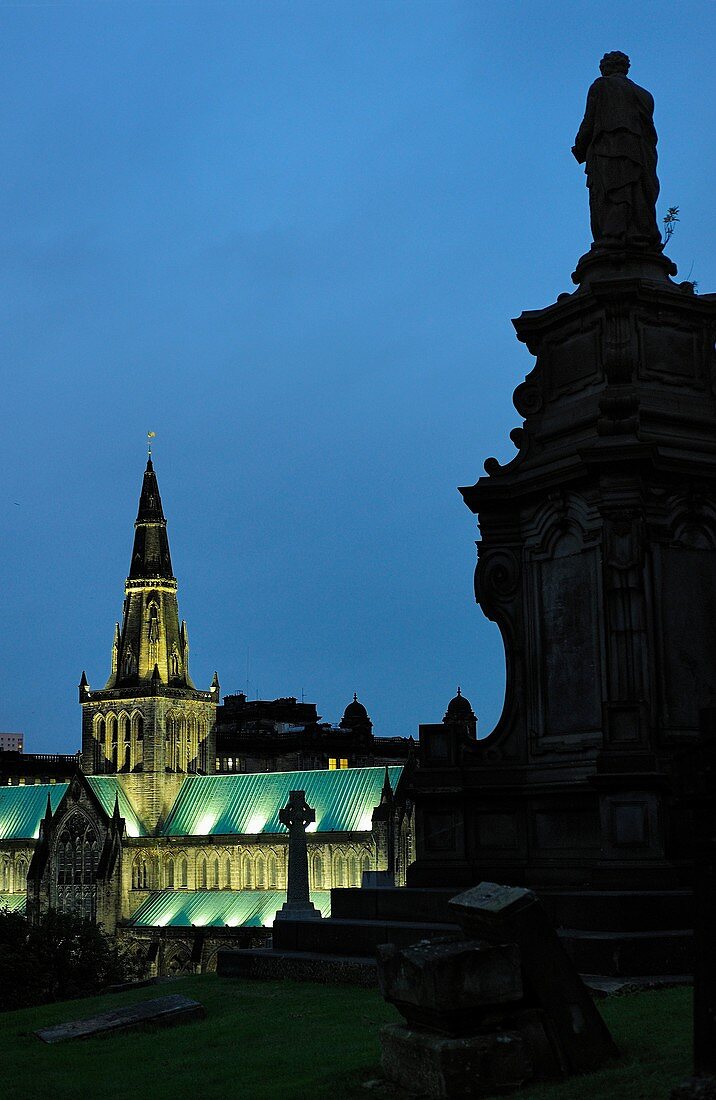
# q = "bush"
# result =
<box><xmin>0</xmin><ymin>907</ymin><xmax>144</xmax><ymax>1011</ymax></box>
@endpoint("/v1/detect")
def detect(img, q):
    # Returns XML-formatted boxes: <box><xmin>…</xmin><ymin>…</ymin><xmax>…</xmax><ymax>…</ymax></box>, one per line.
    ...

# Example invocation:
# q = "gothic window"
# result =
<box><xmin>123</xmin><ymin>643</ymin><xmax>136</xmax><ymax>677</ymax></box>
<box><xmin>241</xmin><ymin>853</ymin><xmax>253</xmax><ymax>889</ymax></box>
<box><xmin>180</xmin><ymin>857</ymin><xmax>188</xmax><ymax>888</ymax></box>
<box><xmin>224</xmin><ymin>857</ymin><xmax>231</xmax><ymax>889</ymax></box>
<box><xmin>132</xmin><ymin>858</ymin><xmax>141</xmax><ymax>890</ymax></box>
<box><xmin>362</xmin><ymin>854</ymin><xmax>371</xmax><ymax>880</ymax></box>
<box><xmin>96</xmin><ymin>717</ymin><xmax>106</xmax><ymax>745</ymax></box>
<box><xmin>313</xmin><ymin>855</ymin><xmax>324</xmax><ymax>890</ymax></box>
<box><xmin>199</xmin><ymin>857</ymin><xmax>208</xmax><ymax>889</ymax></box>
<box><xmin>165</xmin><ymin>859</ymin><xmax>174</xmax><ymax>889</ymax></box>
<box><xmin>1</xmin><ymin>859</ymin><xmax>9</xmax><ymax>892</ymax></box>
<box><xmin>121</xmin><ymin>714</ymin><xmax>130</xmax><ymax>742</ymax></box>
<box><xmin>334</xmin><ymin>855</ymin><xmax>346</xmax><ymax>888</ymax></box>
<box><xmin>123</xmin><ymin>745</ymin><xmax>131</xmax><ymax>772</ymax></box>
<box><xmin>133</xmin><ymin>713</ymin><xmax>144</xmax><ymax>741</ymax></box>
<box><xmin>165</xmin><ymin>715</ymin><xmax>175</xmax><ymax>770</ymax></box>
<box><xmin>55</xmin><ymin>813</ymin><xmax>99</xmax><ymax>920</ymax></box>
<box><xmin>255</xmin><ymin>855</ymin><xmax>265</xmax><ymax>889</ymax></box>
<box><xmin>198</xmin><ymin>720</ymin><xmax>207</xmax><ymax>773</ymax></box>
<box><xmin>147</xmin><ymin>600</ymin><xmax>160</xmax><ymax>645</ymax></box>
<box><xmin>15</xmin><ymin>859</ymin><xmax>28</xmax><ymax>892</ymax></box>
<box><xmin>212</xmin><ymin>857</ymin><xmax>219</xmax><ymax>889</ymax></box>
<box><xmin>108</xmin><ymin>715</ymin><xmax>118</xmax><ymax>773</ymax></box>
<box><xmin>267</xmin><ymin>853</ymin><xmax>278</xmax><ymax>889</ymax></box>
<box><xmin>349</xmin><ymin>855</ymin><xmax>359</xmax><ymax>887</ymax></box>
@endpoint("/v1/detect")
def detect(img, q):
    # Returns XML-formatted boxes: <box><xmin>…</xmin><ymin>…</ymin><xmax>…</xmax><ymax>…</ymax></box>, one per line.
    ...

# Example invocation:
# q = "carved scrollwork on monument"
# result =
<box><xmin>513</xmin><ymin>377</ymin><xmax>543</xmax><ymax>418</ymax></box>
<box><xmin>667</xmin><ymin>490</ymin><xmax>716</xmax><ymax>549</ymax></box>
<box><xmin>476</xmin><ymin>548</ymin><xmax>520</xmax><ymax>616</ymax></box>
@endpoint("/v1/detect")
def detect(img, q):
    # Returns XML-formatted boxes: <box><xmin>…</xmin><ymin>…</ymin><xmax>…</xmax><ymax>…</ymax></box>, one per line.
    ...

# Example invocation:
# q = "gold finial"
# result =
<box><xmin>147</xmin><ymin>431</ymin><xmax>156</xmax><ymax>456</ymax></box>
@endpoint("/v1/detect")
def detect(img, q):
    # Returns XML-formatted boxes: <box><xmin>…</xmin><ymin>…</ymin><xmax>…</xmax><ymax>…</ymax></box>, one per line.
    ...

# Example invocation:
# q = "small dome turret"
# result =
<box><xmin>343</xmin><ymin>693</ymin><xmax>368</xmax><ymax>722</ymax></box>
<box><xmin>444</xmin><ymin>687</ymin><xmax>475</xmax><ymax>721</ymax></box>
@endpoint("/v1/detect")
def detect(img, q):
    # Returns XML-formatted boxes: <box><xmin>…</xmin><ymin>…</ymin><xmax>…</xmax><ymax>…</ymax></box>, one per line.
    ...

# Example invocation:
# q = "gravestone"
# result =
<box><xmin>449</xmin><ymin>883</ymin><xmax>618</xmax><ymax>1074</ymax></box>
<box><xmin>274</xmin><ymin>789</ymin><xmax>322</xmax><ymax>923</ymax></box>
<box><xmin>35</xmin><ymin>994</ymin><xmax>204</xmax><ymax>1043</ymax></box>
<box><xmin>377</xmin><ymin>883</ymin><xmax>617</xmax><ymax>1096</ymax></box>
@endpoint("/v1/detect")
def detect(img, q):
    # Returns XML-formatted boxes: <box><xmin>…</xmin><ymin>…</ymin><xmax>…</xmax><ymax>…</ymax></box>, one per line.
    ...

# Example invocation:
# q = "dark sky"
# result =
<box><xmin>1</xmin><ymin>1</ymin><xmax>714</xmax><ymax>753</ymax></box>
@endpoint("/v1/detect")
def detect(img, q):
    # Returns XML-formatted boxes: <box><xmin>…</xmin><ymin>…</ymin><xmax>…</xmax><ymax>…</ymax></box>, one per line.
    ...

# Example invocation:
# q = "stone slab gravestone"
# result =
<box><xmin>448</xmin><ymin>883</ymin><xmax>618</xmax><ymax>1074</ymax></box>
<box><xmin>35</xmin><ymin>994</ymin><xmax>205</xmax><ymax>1043</ymax></box>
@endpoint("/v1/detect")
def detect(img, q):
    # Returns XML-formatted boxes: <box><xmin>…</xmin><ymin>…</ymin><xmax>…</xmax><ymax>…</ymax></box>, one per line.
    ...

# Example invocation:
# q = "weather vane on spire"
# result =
<box><xmin>147</xmin><ymin>431</ymin><xmax>156</xmax><ymax>457</ymax></box>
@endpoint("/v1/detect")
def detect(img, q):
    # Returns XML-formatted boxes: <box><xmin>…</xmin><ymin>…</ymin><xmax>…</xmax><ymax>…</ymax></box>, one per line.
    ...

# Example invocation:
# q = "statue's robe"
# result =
<box><xmin>573</xmin><ymin>73</ymin><xmax>661</xmax><ymax>249</ymax></box>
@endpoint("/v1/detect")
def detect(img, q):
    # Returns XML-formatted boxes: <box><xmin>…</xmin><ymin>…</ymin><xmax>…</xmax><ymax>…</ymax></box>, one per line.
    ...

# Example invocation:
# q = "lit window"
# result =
<box><xmin>328</xmin><ymin>758</ymin><xmax>337</xmax><ymax>770</ymax></box>
<box><xmin>340</xmin><ymin>758</ymin><xmax>348</xmax><ymax>769</ymax></box>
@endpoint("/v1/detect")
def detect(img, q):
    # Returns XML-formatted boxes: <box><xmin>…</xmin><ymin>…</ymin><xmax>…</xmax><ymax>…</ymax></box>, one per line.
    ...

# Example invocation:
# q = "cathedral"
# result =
<box><xmin>0</xmin><ymin>456</ymin><xmax>413</xmax><ymax>974</ymax></box>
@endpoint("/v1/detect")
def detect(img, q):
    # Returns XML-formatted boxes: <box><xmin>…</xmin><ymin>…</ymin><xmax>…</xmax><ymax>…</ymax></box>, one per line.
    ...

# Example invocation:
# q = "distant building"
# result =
<box><xmin>215</xmin><ymin>692</ymin><xmax>413</xmax><ymax>774</ymax></box>
<box><xmin>0</xmin><ymin>751</ymin><xmax>82</xmax><ymax>787</ymax></box>
<box><xmin>0</xmin><ymin>733</ymin><xmax>24</xmax><ymax>753</ymax></box>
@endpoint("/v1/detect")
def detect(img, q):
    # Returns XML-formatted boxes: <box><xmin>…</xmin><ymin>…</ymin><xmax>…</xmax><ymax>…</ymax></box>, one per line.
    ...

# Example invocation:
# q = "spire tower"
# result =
<box><xmin>79</xmin><ymin>456</ymin><xmax>219</xmax><ymax>826</ymax></box>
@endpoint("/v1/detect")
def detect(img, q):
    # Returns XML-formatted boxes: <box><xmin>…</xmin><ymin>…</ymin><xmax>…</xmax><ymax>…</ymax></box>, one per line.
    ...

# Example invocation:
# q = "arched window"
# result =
<box><xmin>55</xmin><ymin>814</ymin><xmax>100</xmax><ymax>918</ymax></box>
<box><xmin>1</xmin><ymin>859</ymin><xmax>10</xmax><ymax>892</ymax></box>
<box><xmin>199</xmin><ymin>857</ymin><xmax>207</xmax><ymax>889</ymax></box>
<box><xmin>96</xmin><ymin>716</ymin><xmax>106</xmax><ymax>745</ymax></box>
<box><xmin>132</xmin><ymin>858</ymin><xmax>141</xmax><ymax>890</ymax></box>
<box><xmin>241</xmin><ymin>853</ymin><xmax>253</xmax><ymax>889</ymax></box>
<box><xmin>267</xmin><ymin>853</ymin><xmax>278</xmax><ymax>889</ymax></box>
<box><xmin>334</xmin><ymin>855</ymin><xmax>345</xmax><ymax>888</ymax></box>
<box><xmin>198</xmin><ymin>721</ymin><xmax>207</xmax><ymax>772</ymax></box>
<box><xmin>313</xmin><ymin>854</ymin><xmax>324</xmax><ymax>889</ymax></box>
<box><xmin>180</xmin><ymin>858</ymin><xmax>188</xmax><ymax>888</ymax></box>
<box><xmin>349</xmin><ymin>855</ymin><xmax>359</xmax><ymax>887</ymax></box>
<box><xmin>123</xmin><ymin>744</ymin><xmax>131</xmax><ymax>772</ymax></box>
<box><xmin>165</xmin><ymin>715</ymin><xmax>175</xmax><ymax>770</ymax></box>
<box><xmin>212</xmin><ymin>857</ymin><xmax>220</xmax><ymax>889</ymax></box>
<box><xmin>165</xmin><ymin>859</ymin><xmax>175</xmax><ymax>889</ymax></box>
<box><xmin>120</xmin><ymin>714</ymin><xmax>130</xmax><ymax>742</ymax></box>
<box><xmin>362</xmin><ymin>854</ymin><xmax>371</xmax><ymax>880</ymax></box>
<box><xmin>107</xmin><ymin>715</ymin><xmax>118</xmax><ymax>772</ymax></box>
<box><xmin>224</xmin><ymin>857</ymin><xmax>232</xmax><ymax>889</ymax></box>
<box><xmin>141</xmin><ymin>860</ymin><xmax>149</xmax><ymax>889</ymax></box>
<box><xmin>255</xmin><ymin>855</ymin><xmax>265</xmax><ymax>889</ymax></box>
<box><xmin>15</xmin><ymin>859</ymin><xmax>28</xmax><ymax>892</ymax></box>
<box><xmin>187</xmin><ymin>717</ymin><xmax>196</xmax><ymax>773</ymax></box>
<box><xmin>132</xmin><ymin>712</ymin><xmax>144</xmax><ymax>741</ymax></box>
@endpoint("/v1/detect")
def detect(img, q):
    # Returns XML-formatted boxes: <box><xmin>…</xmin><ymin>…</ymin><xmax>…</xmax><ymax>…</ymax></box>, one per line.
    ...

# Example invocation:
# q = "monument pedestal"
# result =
<box><xmin>408</xmin><ymin>252</ymin><xmax>716</xmax><ymax>895</ymax></box>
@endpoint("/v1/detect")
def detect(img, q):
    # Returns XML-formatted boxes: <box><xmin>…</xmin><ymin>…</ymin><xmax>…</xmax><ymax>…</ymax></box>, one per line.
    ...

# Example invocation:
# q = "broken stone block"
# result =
<box><xmin>377</xmin><ymin>937</ymin><xmax>522</xmax><ymax>1035</ymax></box>
<box><xmin>380</xmin><ymin>1022</ymin><xmax>535</xmax><ymax>1098</ymax></box>
<box><xmin>449</xmin><ymin>882</ymin><xmax>619</xmax><ymax>1074</ymax></box>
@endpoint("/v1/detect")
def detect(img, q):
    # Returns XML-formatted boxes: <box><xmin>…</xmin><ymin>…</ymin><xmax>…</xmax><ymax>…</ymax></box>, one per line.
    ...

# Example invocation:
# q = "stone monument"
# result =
<box><xmin>274</xmin><ymin>790</ymin><xmax>322</xmax><ymax>923</ymax></box>
<box><xmin>377</xmin><ymin>883</ymin><xmax>617</xmax><ymax>1097</ymax></box>
<box><xmin>408</xmin><ymin>56</ymin><xmax>716</xmax><ymax>899</ymax></box>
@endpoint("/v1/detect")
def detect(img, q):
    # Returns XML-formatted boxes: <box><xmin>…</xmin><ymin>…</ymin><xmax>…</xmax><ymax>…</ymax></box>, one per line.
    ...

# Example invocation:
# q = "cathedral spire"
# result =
<box><xmin>128</xmin><ymin>456</ymin><xmax>174</xmax><ymax>580</ymax></box>
<box><xmin>104</xmin><ymin>456</ymin><xmax>193</xmax><ymax>690</ymax></box>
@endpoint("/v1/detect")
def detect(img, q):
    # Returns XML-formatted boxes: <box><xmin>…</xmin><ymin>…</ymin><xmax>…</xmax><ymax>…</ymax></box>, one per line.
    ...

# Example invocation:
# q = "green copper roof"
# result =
<box><xmin>128</xmin><ymin>889</ymin><xmax>331</xmax><ymax>928</ymax></box>
<box><xmin>0</xmin><ymin>893</ymin><xmax>26</xmax><ymax>914</ymax></box>
<box><xmin>161</xmin><ymin>765</ymin><xmax>402</xmax><ymax>837</ymax></box>
<box><xmin>0</xmin><ymin>783</ymin><xmax>67</xmax><ymax>840</ymax></box>
<box><xmin>86</xmin><ymin>777</ymin><xmax>148</xmax><ymax>838</ymax></box>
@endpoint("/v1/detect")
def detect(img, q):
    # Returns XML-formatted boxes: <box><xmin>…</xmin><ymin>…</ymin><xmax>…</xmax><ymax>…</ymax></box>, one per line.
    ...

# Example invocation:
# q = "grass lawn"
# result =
<box><xmin>0</xmin><ymin>976</ymin><xmax>691</xmax><ymax>1099</ymax></box>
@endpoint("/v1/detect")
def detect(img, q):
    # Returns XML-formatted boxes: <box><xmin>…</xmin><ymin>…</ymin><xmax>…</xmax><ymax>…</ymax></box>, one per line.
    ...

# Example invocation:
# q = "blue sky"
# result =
<box><xmin>1</xmin><ymin>1</ymin><xmax>714</xmax><ymax>752</ymax></box>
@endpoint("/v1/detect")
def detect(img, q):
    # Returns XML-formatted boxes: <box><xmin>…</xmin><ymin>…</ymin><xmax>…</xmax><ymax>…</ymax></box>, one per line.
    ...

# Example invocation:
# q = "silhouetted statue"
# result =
<box><xmin>572</xmin><ymin>52</ymin><xmax>661</xmax><ymax>251</ymax></box>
